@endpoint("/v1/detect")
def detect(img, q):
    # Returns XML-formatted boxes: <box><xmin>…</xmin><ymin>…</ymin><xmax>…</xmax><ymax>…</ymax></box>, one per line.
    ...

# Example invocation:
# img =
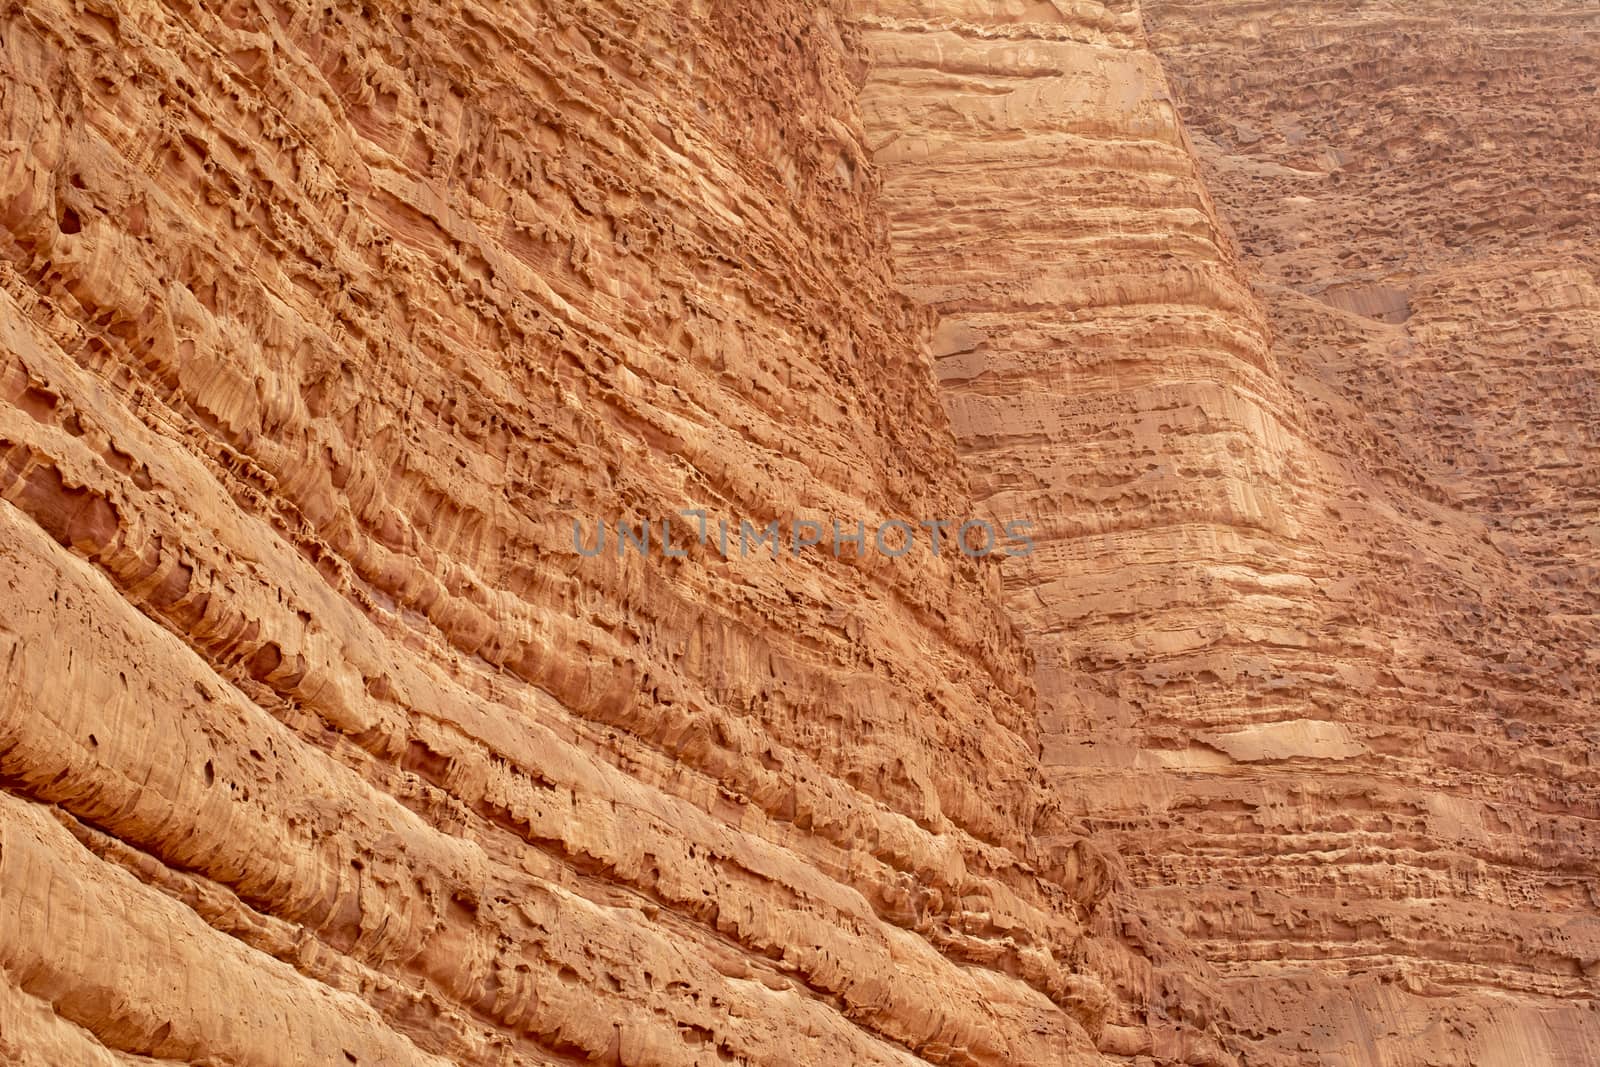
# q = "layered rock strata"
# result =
<box><xmin>1136</xmin><ymin>2</ymin><xmax>1600</xmax><ymax>1061</ymax></box>
<box><xmin>5</xmin><ymin>0</ymin><xmax>1599</xmax><ymax>1064</ymax></box>
<box><xmin>0</xmin><ymin>2</ymin><xmax>1125</xmax><ymax>1063</ymax></box>
<box><xmin>854</xmin><ymin>1</ymin><xmax>1600</xmax><ymax>1063</ymax></box>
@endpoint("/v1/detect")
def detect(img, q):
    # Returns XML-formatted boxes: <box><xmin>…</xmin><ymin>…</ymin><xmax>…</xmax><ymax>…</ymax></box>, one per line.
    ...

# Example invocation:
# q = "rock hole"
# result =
<box><xmin>87</xmin><ymin>734</ymin><xmax>98</xmax><ymax>747</ymax></box>
<box><xmin>59</xmin><ymin>207</ymin><xmax>82</xmax><ymax>234</ymax></box>
<box><xmin>203</xmin><ymin>760</ymin><xmax>214</xmax><ymax>785</ymax></box>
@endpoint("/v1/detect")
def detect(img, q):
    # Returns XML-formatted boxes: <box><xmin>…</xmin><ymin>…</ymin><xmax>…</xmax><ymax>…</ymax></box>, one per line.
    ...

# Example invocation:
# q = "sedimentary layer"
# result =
<box><xmin>0</xmin><ymin>2</ymin><xmax>1125</xmax><ymax>1063</ymax></box>
<box><xmin>854</xmin><ymin>1</ymin><xmax>1600</xmax><ymax>1063</ymax></box>
<box><xmin>1137</xmin><ymin>2</ymin><xmax>1600</xmax><ymax>1061</ymax></box>
<box><xmin>5</xmin><ymin>0</ymin><xmax>1598</xmax><ymax>1064</ymax></box>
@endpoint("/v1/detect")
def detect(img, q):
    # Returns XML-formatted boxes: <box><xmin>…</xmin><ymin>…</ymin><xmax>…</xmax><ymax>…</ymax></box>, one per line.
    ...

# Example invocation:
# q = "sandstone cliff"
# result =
<box><xmin>1135</xmin><ymin>4</ymin><xmax>1600</xmax><ymax>1061</ymax></box>
<box><xmin>2</xmin><ymin>1</ymin><xmax>1598</xmax><ymax>1066</ymax></box>
<box><xmin>0</xmin><ymin>2</ymin><xmax>1123</xmax><ymax>1063</ymax></box>
<box><xmin>854</xmin><ymin>0</ymin><xmax>1600</xmax><ymax>1063</ymax></box>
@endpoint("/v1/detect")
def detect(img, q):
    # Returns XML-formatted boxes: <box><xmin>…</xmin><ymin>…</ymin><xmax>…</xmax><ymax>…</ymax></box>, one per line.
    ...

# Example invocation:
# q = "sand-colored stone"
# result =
<box><xmin>0</xmin><ymin>2</ymin><xmax>1118</xmax><ymax>1063</ymax></box>
<box><xmin>2</xmin><ymin>0</ymin><xmax>1597</xmax><ymax>1065</ymax></box>
<box><xmin>855</xmin><ymin>0</ymin><xmax>1600</xmax><ymax>1062</ymax></box>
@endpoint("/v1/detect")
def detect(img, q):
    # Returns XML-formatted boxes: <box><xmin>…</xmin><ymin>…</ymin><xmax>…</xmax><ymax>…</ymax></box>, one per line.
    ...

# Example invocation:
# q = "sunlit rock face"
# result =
<box><xmin>0</xmin><ymin>2</ymin><xmax>1129</xmax><ymax>1064</ymax></box>
<box><xmin>3</xmin><ymin>0</ymin><xmax>1598</xmax><ymax>1065</ymax></box>
<box><xmin>854</xmin><ymin>1</ymin><xmax>1600</xmax><ymax>1064</ymax></box>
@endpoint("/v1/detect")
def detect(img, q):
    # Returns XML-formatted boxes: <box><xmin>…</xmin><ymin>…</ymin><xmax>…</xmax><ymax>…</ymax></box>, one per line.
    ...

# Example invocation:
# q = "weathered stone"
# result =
<box><xmin>2</xmin><ymin>0</ymin><xmax>1597</xmax><ymax>1064</ymax></box>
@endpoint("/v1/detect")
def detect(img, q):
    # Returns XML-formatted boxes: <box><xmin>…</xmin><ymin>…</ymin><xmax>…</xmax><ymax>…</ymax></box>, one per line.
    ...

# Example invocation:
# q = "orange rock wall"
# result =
<box><xmin>3</xmin><ymin>0</ymin><xmax>1598</xmax><ymax>1065</ymax></box>
<box><xmin>0</xmin><ymin>2</ymin><xmax>1119</xmax><ymax>1063</ymax></box>
<box><xmin>854</xmin><ymin>0</ymin><xmax>1600</xmax><ymax>1063</ymax></box>
<box><xmin>1137</xmin><ymin>3</ymin><xmax>1600</xmax><ymax>1059</ymax></box>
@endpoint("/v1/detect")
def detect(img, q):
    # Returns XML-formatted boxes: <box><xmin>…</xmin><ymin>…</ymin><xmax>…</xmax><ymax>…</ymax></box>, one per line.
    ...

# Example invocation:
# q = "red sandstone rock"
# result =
<box><xmin>1</xmin><ymin>1</ymin><xmax>1596</xmax><ymax>1065</ymax></box>
<box><xmin>857</xmin><ymin>0</ymin><xmax>1600</xmax><ymax>1063</ymax></box>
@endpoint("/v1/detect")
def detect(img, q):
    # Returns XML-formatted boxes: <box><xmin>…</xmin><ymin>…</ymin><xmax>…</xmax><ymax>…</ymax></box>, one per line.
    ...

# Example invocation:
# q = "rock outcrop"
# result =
<box><xmin>1133</xmin><ymin>4</ymin><xmax>1600</xmax><ymax>1061</ymax></box>
<box><xmin>0</xmin><ymin>2</ymin><xmax>1120</xmax><ymax>1063</ymax></box>
<box><xmin>855</xmin><ymin>0</ymin><xmax>1600</xmax><ymax>1063</ymax></box>
<box><xmin>3</xmin><ymin>0</ymin><xmax>1598</xmax><ymax>1065</ymax></box>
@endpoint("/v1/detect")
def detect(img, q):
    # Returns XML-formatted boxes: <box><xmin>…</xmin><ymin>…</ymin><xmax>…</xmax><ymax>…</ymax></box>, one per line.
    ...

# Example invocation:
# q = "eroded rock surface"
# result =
<box><xmin>855</xmin><ymin>0</ymin><xmax>1600</xmax><ymax>1063</ymax></box>
<box><xmin>3</xmin><ymin>0</ymin><xmax>1598</xmax><ymax>1065</ymax></box>
<box><xmin>0</xmin><ymin>2</ymin><xmax>1124</xmax><ymax>1063</ymax></box>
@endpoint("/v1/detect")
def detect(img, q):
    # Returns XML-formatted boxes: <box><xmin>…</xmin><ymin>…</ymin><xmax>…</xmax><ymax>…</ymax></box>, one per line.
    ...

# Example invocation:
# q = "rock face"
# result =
<box><xmin>855</xmin><ymin>0</ymin><xmax>1600</xmax><ymax>1064</ymax></box>
<box><xmin>2</xmin><ymin>1</ymin><xmax>1597</xmax><ymax>1065</ymax></box>
<box><xmin>0</xmin><ymin>2</ymin><xmax>1119</xmax><ymax>1064</ymax></box>
<box><xmin>849</xmin><ymin>5</ymin><xmax>1276</xmax><ymax>1062</ymax></box>
<box><xmin>1131</xmin><ymin>4</ymin><xmax>1600</xmax><ymax>1061</ymax></box>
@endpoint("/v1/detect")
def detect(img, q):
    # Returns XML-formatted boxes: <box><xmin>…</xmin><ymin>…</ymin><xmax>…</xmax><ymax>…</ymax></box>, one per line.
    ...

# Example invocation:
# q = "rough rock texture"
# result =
<box><xmin>0</xmin><ymin>2</ymin><xmax>1126</xmax><ymax>1063</ymax></box>
<box><xmin>1133</xmin><ymin>3</ymin><xmax>1600</xmax><ymax>1061</ymax></box>
<box><xmin>855</xmin><ymin>0</ymin><xmax>1600</xmax><ymax>1064</ymax></box>
<box><xmin>4</xmin><ymin>0</ymin><xmax>1599</xmax><ymax>1065</ymax></box>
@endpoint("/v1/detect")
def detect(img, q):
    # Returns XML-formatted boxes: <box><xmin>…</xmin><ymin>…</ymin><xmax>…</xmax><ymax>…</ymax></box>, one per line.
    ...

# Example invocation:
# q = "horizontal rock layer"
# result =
<box><xmin>1136</xmin><ymin>2</ymin><xmax>1600</xmax><ymax>1062</ymax></box>
<box><xmin>855</xmin><ymin>0</ymin><xmax>1600</xmax><ymax>1063</ymax></box>
<box><xmin>0</xmin><ymin>1</ymin><xmax>1122</xmax><ymax>1063</ymax></box>
<box><xmin>4</xmin><ymin>0</ymin><xmax>1597</xmax><ymax>1064</ymax></box>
